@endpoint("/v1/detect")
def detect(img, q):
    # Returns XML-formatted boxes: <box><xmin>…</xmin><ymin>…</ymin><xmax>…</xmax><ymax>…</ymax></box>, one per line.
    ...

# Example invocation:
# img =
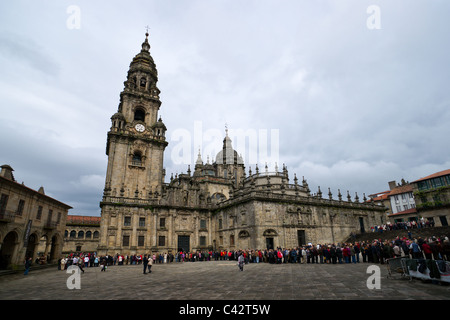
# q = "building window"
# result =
<box><xmin>230</xmin><ymin>235</ymin><xmax>235</xmax><ymax>246</ymax></box>
<box><xmin>47</xmin><ymin>210</ymin><xmax>53</xmax><ymax>223</ymax></box>
<box><xmin>219</xmin><ymin>219</ymin><xmax>223</xmax><ymax>229</ymax></box>
<box><xmin>138</xmin><ymin>236</ymin><xmax>145</xmax><ymax>246</ymax></box>
<box><xmin>200</xmin><ymin>219</ymin><xmax>207</xmax><ymax>229</ymax></box>
<box><xmin>93</xmin><ymin>231</ymin><xmax>99</xmax><ymax>239</ymax></box>
<box><xmin>64</xmin><ymin>230</ymin><xmax>68</xmax><ymax>238</ymax></box>
<box><xmin>396</xmin><ymin>206</ymin><xmax>401</xmax><ymax>212</ymax></box>
<box><xmin>70</xmin><ymin>230</ymin><xmax>76</xmax><ymax>238</ymax></box>
<box><xmin>139</xmin><ymin>217</ymin><xmax>145</xmax><ymax>227</ymax></box>
<box><xmin>36</xmin><ymin>206</ymin><xmax>43</xmax><ymax>220</ymax></box>
<box><xmin>160</xmin><ymin>217</ymin><xmax>165</xmax><ymax>228</ymax></box>
<box><xmin>16</xmin><ymin>199</ymin><xmax>25</xmax><ymax>216</ymax></box>
<box><xmin>0</xmin><ymin>194</ymin><xmax>8</xmax><ymax>214</ymax></box>
<box><xmin>139</xmin><ymin>77</ymin><xmax>147</xmax><ymax>89</ymax></box>
<box><xmin>57</xmin><ymin>212</ymin><xmax>61</xmax><ymax>224</ymax></box>
<box><xmin>199</xmin><ymin>236</ymin><xmax>206</xmax><ymax>246</ymax></box>
<box><xmin>158</xmin><ymin>236</ymin><xmax>165</xmax><ymax>246</ymax></box>
<box><xmin>78</xmin><ymin>231</ymin><xmax>84</xmax><ymax>239</ymax></box>
<box><xmin>134</xmin><ymin>108</ymin><xmax>146</xmax><ymax>121</ymax></box>
<box><xmin>86</xmin><ymin>231</ymin><xmax>92</xmax><ymax>239</ymax></box>
<box><xmin>123</xmin><ymin>235</ymin><xmax>130</xmax><ymax>247</ymax></box>
<box><xmin>403</xmin><ymin>205</ymin><xmax>408</xmax><ymax>211</ymax></box>
<box><xmin>132</xmin><ymin>151</ymin><xmax>142</xmax><ymax>166</ymax></box>
<box><xmin>124</xmin><ymin>216</ymin><xmax>131</xmax><ymax>226</ymax></box>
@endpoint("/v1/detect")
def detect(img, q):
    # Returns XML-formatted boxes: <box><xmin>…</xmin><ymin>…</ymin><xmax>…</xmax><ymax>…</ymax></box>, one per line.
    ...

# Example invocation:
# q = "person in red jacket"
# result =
<box><xmin>422</xmin><ymin>241</ymin><xmax>433</xmax><ymax>260</ymax></box>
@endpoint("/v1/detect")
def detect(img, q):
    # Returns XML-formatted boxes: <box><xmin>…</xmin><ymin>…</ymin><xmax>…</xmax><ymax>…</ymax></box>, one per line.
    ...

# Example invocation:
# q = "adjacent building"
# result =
<box><xmin>0</xmin><ymin>165</ymin><xmax>72</xmax><ymax>269</ymax></box>
<box><xmin>412</xmin><ymin>169</ymin><xmax>450</xmax><ymax>227</ymax></box>
<box><xmin>63</xmin><ymin>215</ymin><xmax>101</xmax><ymax>253</ymax></box>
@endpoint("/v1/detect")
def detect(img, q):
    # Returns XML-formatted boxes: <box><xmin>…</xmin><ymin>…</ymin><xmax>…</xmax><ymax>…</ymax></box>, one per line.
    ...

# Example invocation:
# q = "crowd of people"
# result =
<box><xmin>369</xmin><ymin>219</ymin><xmax>435</xmax><ymax>233</ymax></box>
<box><xmin>57</xmin><ymin>232</ymin><xmax>450</xmax><ymax>273</ymax></box>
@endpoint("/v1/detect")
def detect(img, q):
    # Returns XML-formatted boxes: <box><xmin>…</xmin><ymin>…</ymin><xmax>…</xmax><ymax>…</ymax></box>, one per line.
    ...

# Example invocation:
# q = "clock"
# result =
<box><xmin>135</xmin><ymin>124</ymin><xmax>145</xmax><ymax>132</ymax></box>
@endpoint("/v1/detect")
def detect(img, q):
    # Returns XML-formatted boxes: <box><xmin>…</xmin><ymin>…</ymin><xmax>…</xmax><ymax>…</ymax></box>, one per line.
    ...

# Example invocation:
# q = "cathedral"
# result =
<box><xmin>97</xmin><ymin>33</ymin><xmax>386</xmax><ymax>256</ymax></box>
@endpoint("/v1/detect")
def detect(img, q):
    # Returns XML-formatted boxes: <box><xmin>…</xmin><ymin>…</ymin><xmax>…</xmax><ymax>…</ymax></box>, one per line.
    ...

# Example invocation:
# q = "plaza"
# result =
<box><xmin>0</xmin><ymin>260</ymin><xmax>449</xmax><ymax>301</ymax></box>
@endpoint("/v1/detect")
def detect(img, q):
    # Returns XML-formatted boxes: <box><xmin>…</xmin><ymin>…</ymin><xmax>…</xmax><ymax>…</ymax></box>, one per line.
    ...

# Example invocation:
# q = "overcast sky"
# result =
<box><xmin>1</xmin><ymin>1</ymin><xmax>449</xmax><ymax>216</ymax></box>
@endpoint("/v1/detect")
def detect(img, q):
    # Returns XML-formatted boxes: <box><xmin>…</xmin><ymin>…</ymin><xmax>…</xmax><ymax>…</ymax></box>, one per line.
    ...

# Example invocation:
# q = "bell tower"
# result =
<box><xmin>102</xmin><ymin>32</ymin><xmax>167</xmax><ymax>201</ymax></box>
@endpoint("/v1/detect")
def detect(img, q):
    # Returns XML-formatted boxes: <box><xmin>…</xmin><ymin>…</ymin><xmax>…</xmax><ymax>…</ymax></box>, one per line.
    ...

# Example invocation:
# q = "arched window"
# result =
<box><xmin>134</xmin><ymin>108</ymin><xmax>145</xmax><ymax>122</ymax></box>
<box><xmin>85</xmin><ymin>231</ymin><xmax>92</xmax><ymax>239</ymax></box>
<box><xmin>93</xmin><ymin>231</ymin><xmax>99</xmax><ymax>239</ymax></box>
<box><xmin>70</xmin><ymin>230</ymin><xmax>76</xmax><ymax>238</ymax></box>
<box><xmin>78</xmin><ymin>231</ymin><xmax>84</xmax><ymax>239</ymax></box>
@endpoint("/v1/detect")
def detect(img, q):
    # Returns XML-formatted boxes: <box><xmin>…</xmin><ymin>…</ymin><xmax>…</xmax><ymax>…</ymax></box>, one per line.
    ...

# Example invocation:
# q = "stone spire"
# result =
<box><xmin>195</xmin><ymin>148</ymin><xmax>203</xmax><ymax>166</ymax></box>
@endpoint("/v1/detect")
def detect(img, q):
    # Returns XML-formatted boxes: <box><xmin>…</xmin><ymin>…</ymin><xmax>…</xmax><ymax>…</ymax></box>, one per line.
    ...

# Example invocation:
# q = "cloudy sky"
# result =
<box><xmin>1</xmin><ymin>1</ymin><xmax>449</xmax><ymax>216</ymax></box>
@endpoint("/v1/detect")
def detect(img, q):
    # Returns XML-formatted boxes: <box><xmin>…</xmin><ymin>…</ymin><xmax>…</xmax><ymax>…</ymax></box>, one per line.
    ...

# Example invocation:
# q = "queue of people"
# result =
<box><xmin>57</xmin><ymin>233</ymin><xmax>450</xmax><ymax>273</ymax></box>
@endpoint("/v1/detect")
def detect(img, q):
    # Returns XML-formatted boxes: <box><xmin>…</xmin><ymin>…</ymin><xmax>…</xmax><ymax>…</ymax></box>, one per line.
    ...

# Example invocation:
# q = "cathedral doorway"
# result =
<box><xmin>266</xmin><ymin>237</ymin><xmax>274</xmax><ymax>250</ymax></box>
<box><xmin>297</xmin><ymin>230</ymin><xmax>306</xmax><ymax>246</ymax></box>
<box><xmin>359</xmin><ymin>217</ymin><xmax>366</xmax><ymax>233</ymax></box>
<box><xmin>178</xmin><ymin>235</ymin><xmax>190</xmax><ymax>252</ymax></box>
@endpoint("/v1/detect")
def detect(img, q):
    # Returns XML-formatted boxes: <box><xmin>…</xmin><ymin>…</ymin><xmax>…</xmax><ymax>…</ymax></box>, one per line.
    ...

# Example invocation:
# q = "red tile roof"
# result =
<box><xmin>387</xmin><ymin>208</ymin><xmax>417</xmax><ymax>216</ymax></box>
<box><xmin>67</xmin><ymin>215</ymin><xmax>101</xmax><ymax>225</ymax></box>
<box><xmin>388</xmin><ymin>184</ymin><xmax>413</xmax><ymax>196</ymax></box>
<box><xmin>412</xmin><ymin>169</ymin><xmax>450</xmax><ymax>183</ymax></box>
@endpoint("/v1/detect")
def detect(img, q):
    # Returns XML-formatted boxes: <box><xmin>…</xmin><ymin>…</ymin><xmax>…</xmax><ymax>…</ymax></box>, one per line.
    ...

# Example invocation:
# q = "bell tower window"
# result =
<box><xmin>132</xmin><ymin>151</ymin><xmax>142</xmax><ymax>166</ymax></box>
<box><xmin>140</xmin><ymin>77</ymin><xmax>147</xmax><ymax>89</ymax></box>
<box><xmin>134</xmin><ymin>108</ymin><xmax>145</xmax><ymax>122</ymax></box>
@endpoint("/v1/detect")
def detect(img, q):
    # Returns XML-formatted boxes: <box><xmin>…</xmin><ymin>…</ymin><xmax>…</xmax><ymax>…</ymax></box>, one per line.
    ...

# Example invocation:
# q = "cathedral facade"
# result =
<box><xmin>97</xmin><ymin>33</ymin><xmax>386</xmax><ymax>256</ymax></box>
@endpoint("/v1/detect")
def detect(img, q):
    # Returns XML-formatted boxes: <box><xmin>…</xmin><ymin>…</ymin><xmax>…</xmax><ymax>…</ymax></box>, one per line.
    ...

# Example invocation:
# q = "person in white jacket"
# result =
<box><xmin>147</xmin><ymin>256</ymin><xmax>153</xmax><ymax>273</ymax></box>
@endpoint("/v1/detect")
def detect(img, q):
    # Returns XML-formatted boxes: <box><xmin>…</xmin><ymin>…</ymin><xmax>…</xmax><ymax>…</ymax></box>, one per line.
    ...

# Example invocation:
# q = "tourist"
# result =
<box><xmin>148</xmin><ymin>255</ymin><xmax>153</xmax><ymax>273</ymax></box>
<box><xmin>143</xmin><ymin>254</ymin><xmax>149</xmax><ymax>274</ymax></box>
<box><xmin>100</xmin><ymin>257</ymin><xmax>107</xmax><ymax>271</ymax></box>
<box><xmin>237</xmin><ymin>252</ymin><xmax>244</xmax><ymax>271</ymax></box>
<box><xmin>24</xmin><ymin>257</ymin><xmax>32</xmax><ymax>275</ymax></box>
<box><xmin>422</xmin><ymin>241</ymin><xmax>433</xmax><ymax>260</ymax></box>
<box><xmin>410</xmin><ymin>240</ymin><xmax>422</xmax><ymax>259</ymax></box>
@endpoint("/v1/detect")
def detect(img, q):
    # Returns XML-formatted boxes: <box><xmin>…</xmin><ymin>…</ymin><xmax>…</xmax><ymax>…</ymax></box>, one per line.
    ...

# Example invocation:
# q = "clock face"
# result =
<box><xmin>135</xmin><ymin>124</ymin><xmax>145</xmax><ymax>132</ymax></box>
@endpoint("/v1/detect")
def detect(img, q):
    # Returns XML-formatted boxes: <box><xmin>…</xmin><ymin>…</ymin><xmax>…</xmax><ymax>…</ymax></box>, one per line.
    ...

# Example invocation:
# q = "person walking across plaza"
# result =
<box><xmin>100</xmin><ymin>257</ymin><xmax>107</xmax><ymax>271</ymax></box>
<box><xmin>147</xmin><ymin>255</ymin><xmax>153</xmax><ymax>273</ymax></box>
<box><xmin>143</xmin><ymin>254</ymin><xmax>149</xmax><ymax>274</ymax></box>
<box><xmin>24</xmin><ymin>257</ymin><xmax>32</xmax><ymax>275</ymax></box>
<box><xmin>238</xmin><ymin>252</ymin><xmax>245</xmax><ymax>271</ymax></box>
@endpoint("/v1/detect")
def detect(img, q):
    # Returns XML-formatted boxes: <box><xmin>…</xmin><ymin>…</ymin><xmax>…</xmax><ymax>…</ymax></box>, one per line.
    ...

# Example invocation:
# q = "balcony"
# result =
<box><xmin>44</xmin><ymin>221</ymin><xmax>58</xmax><ymax>229</ymax></box>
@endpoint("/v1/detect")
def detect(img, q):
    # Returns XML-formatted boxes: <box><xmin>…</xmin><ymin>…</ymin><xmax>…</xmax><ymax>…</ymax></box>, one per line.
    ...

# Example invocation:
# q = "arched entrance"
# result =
<box><xmin>36</xmin><ymin>234</ymin><xmax>61</xmax><ymax>264</ymax></box>
<box><xmin>263</xmin><ymin>229</ymin><xmax>278</xmax><ymax>250</ymax></box>
<box><xmin>0</xmin><ymin>231</ymin><xmax>18</xmax><ymax>269</ymax></box>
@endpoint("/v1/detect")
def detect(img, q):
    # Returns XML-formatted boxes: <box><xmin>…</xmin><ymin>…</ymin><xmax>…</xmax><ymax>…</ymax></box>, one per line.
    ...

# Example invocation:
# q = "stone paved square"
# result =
<box><xmin>1</xmin><ymin>260</ymin><xmax>449</xmax><ymax>302</ymax></box>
